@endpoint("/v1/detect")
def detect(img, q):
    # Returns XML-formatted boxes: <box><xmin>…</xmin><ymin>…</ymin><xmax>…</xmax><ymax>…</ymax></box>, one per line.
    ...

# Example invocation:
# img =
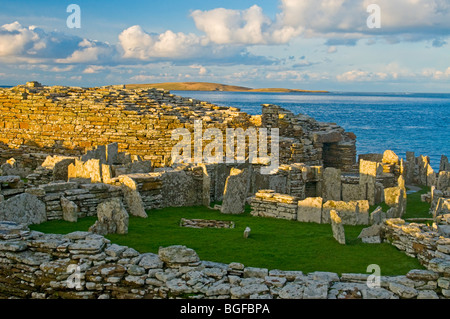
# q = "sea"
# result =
<box><xmin>173</xmin><ymin>91</ymin><xmax>450</xmax><ymax>171</ymax></box>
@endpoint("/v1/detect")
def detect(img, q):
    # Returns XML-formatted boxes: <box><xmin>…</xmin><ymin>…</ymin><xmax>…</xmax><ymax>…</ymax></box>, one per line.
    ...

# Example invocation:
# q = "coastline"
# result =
<box><xmin>125</xmin><ymin>82</ymin><xmax>329</xmax><ymax>93</ymax></box>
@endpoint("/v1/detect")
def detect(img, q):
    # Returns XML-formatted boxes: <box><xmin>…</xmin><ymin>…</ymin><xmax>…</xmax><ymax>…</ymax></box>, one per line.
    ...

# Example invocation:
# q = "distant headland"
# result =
<box><xmin>125</xmin><ymin>82</ymin><xmax>329</xmax><ymax>93</ymax></box>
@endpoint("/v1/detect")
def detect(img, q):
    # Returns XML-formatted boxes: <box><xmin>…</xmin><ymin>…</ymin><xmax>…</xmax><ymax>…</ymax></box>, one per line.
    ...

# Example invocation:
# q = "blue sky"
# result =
<box><xmin>0</xmin><ymin>0</ymin><xmax>449</xmax><ymax>92</ymax></box>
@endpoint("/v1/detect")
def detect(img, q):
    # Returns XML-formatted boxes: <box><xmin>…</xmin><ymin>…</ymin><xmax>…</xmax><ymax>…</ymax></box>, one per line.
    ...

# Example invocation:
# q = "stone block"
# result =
<box><xmin>89</xmin><ymin>198</ymin><xmax>129</xmax><ymax>235</ymax></box>
<box><xmin>221</xmin><ymin>168</ymin><xmax>249</xmax><ymax>215</ymax></box>
<box><xmin>0</xmin><ymin>193</ymin><xmax>47</xmax><ymax>225</ymax></box>
<box><xmin>330</xmin><ymin>210</ymin><xmax>346</xmax><ymax>244</ymax></box>
<box><xmin>322</xmin><ymin>167</ymin><xmax>341</xmax><ymax>201</ymax></box>
<box><xmin>61</xmin><ymin>196</ymin><xmax>78</xmax><ymax>223</ymax></box>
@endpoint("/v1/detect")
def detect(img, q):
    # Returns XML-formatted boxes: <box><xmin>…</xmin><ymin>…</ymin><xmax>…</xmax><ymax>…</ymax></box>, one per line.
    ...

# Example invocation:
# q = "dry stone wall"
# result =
<box><xmin>250</xmin><ymin>190</ymin><xmax>370</xmax><ymax>225</ymax></box>
<box><xmin>0</xmin><ymin>83</ymin><xmax>356</xmax><ymax>173</ymax></box>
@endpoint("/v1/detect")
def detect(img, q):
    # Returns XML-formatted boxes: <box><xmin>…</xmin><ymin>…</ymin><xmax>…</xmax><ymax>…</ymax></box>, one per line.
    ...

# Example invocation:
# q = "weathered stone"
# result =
<box><xmin>119</xmin><ymin>175</ymin><xmax>147</xmax><ymax>218</ymax></box>
<box><xmin>221</xmin><ymin>168</ymin><xmax>249</xmax><ymax>215</ymax></box>
<box><xmin>322</xmin><ymin>200</ymin><xmax>361</xmax><ymax>225</ymax></box>
<box><xmin>61</xmin><ymin>196</ymin><xmax>78</xmax><ymax>223</ymax></box>
<box><xmin>0</xmin><ymin>193</ymin><xmax>47</xmax><ymax>225</ymax></box>
<box><xmin>244</xmin><ymin>267</ymin><xmax>268</xmax><ymax>279</ymax></box>
<box><xmin>53</xmin><ymin>159</ymin><xmax>76</xmax><ymax>182</ymax></box>
<box><xmin>370</xmin><ymin>206</ymin><xmax>386</xmax><ymax>225</ymax></box>
<box><xmin>330</xmin><ymin>210</ymin><xmax>345</xmax><ymax>244</ymax></box>
<box><xmin>436</xmin><ymin>171</ymin><xmax>450</xmax><ymax>191</ymax></box>
<box><xmin>278</xmin><ymin>283</ymin><xmax>304</xmax><ymax>299</ymax></box>
<box><xmin>89</xmin><ymin>198</ymin><xmax>129</xmax><ymax>235</ymax></box>
<box><xmin>158</xmin><ymin>245</ymin><xmax>200</xmax><ymax>265</ymax></box>
<box><xmin>359</xmin><ymin>160</ymin><xmax>383</xmax><ymax>206</ymax></box>
<box><xmin>322</xmin><ymin>168</ymin><xmax>341</xmax><ymax>201</ymax></box>
<box><xmin>341</xmin><ymin>183</ymin><xmax>363</xmax><ymax>202</ymax></box>
<box><xmin>297</xmin><ymin>197</ymin><xmax>323</xmax><ymax>224</ymax></box>
<box><xmin>384</xmin><ymin>187</ymin><xmax>406</xmax><ymax>218</ymax></box>
<box><xmin>41</xmin><ymin>182</ymin><xmax>78</xmax><ymax>193</ymax></box>
<box><xmin>382</xmin><ymin>150</ymin><xmax>399</xmax><ymax>165</ymax></box>
<box><xmin>0</xmin><ymin>175</ymin><xmax>21</xmax><ymax>184</ymax></box>
<box><xmin>388</xmin><ymin>282</ymin><xmax>418</xmax><ymax>299</ymax></box>
<box><xmin>358</xmin><ymin>224</ymin><xmax>382</xmax><ymax>243</ymax></box>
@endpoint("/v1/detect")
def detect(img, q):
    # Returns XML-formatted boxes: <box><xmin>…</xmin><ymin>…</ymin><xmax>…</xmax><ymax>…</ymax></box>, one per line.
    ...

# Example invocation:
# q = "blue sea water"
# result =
<box><xmin>173</xmin><ymin>91</ymin><xmax>450</xmax><ymax>171</ymax></box>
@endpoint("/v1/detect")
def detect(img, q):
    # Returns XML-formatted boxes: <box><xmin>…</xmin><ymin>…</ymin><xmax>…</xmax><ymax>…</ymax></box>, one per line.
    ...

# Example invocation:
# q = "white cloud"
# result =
<box><xmin>56</xmin><ymin>39</ymin><xmax>116</xmax><ymax>64</ymax></box>
<box><xmin>190</xmin><ymin>64</ymin><xmax>208</xmax><ymax>76</ymax></box>
<box><xmin>336</xmin><ymin>69</ymin><xmax>390</xmax><ymax>82</ymax></box>
<box><xmin>119</xmin><ymin>25</ymin><xmax>206</xmax><ymax>60</ymax></box>
<box><xmin>422</xmin><ymin>67</ymin><xmax>450</xmax><ymax>80</ymax></box>
<box><xmin>0</xmin><ymin>21</ymin><xmax>44</xmax><ymax>57</ymax></box>
<box><xmin>191</xmin><ymin>1</ymin><xmax>450</xmax><ymax>46</ymax></box>
<box><xmin>83</xmin><ymin>65</ymin><xmax>105</xmax><ymax>74</ymax></box>
<box><xmin>191</xmin><ymin>4</ymin><xmax>302</xmax><ymax>45</ymax></box>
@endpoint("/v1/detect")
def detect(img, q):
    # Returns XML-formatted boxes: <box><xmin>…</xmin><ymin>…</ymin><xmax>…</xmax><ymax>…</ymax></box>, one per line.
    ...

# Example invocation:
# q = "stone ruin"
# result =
<box><xmin>0</xmin><ymin>82</ymin><xmax>448</xmax><ymax>299</ymax></box>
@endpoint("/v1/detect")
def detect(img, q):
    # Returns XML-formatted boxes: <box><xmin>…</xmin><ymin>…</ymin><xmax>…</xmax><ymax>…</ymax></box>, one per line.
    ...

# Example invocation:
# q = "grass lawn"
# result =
<box><xmin>404</xmin><ymin>186</ymin><xmax>432</xmax><ymax>219</ymax></box>
<box><xmin>31</xmin><ymin>205</ymin><xmax>425</xmax><ymax>276</ymax></box>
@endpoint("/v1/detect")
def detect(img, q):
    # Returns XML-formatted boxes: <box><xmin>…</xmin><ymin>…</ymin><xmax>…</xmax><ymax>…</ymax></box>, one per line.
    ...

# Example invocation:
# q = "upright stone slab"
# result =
<box><xmin>353</xmin><ymin>200</ymin><xmax>370</xmax><ymax>225</ymax></box>
<box><xmin>89</xmin><ymin>198</ymin><xmax>129</xmax><ymax>235</ymax></box>
<box><xmin>200</xmin><ymin>164</ymin><xmax>211</xmax><ymax>207</ymax></box>
<box><xmin>436</xmin><ymin>171</ymin><xmax>450</xmax><ymax>191</ymax></box>
<box><xmin>384</xmin><ymin>186</ymin><xmax>406</xmax><ymax>218</ymax></box>
<box><xmin>119</xmin><ymin>175</ymin><xmax>148</xmax><ymax>218</ymax></box>
<box><xmin>106</xmin><ymin>142</ymin><xmax>119</xmax><ymax>165</ymax></box>
<box><xmin>330</xmin><ymin>210</ymin><xmax>346</xmax><ymax>245</ymax></box>
<box><xmin>221</xmin><ymin>168</ymin><xmax>249</xmax><ymax>215</ymax></box>
<box><xmin>61</xmin><ymin>196</ymin><xmax>78</xmax><ymax>223</ymax></box>
<box><xmin>0</xmin><ymin>193</ymin><xmax>46</xmax><ymax>225</ymax></box>
<box><xmin>322</xmin><ymin>200</ymin><xmax>360</xmax><ymax>225</ymax></box>
<box><xmin>297</xmin><ymin>197</ymin><xmax>323</xmax><ymax>224</ymax></box>
<box><xmin>418</xmin><ymin>155</ymin><xmax>429</xmax><ymax>186</ymax></box>
<box><xmin>440</xmin><ymin>155</ymin><xmax>449</xmax><ymax>172</ymax></box>
<box><xmin>359</xmin><ymin>159</ymin><xmax>382</xmax><ymax>206</ymax></box>
<box><xmin>370</xmin><ymin>206</ymin><xmax>386</xmax><ymax>225</ymax></box>
<box><xmin>323</xmin><ymin>167</ymin><xmax>341</xmax><ymax>201</ymax></box>
<box><xmin>405</xmin><ymin>152</ymin><xmax>416</xmax><ymax>184</ymax></box>
<box><xmin>53</xmin><ymin>158</ymin><xmax>76</xmax><ymax>182</ymax></box>
<box><xmin>426</xmin><ymin>163</ymin><xmax>436</xmax><ymax>187</ymax></box>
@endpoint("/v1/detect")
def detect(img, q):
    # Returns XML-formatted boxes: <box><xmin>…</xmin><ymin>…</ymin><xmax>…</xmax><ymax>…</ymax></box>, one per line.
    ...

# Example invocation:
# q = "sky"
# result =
<box><xmin>0</xmin><ymin>0</ymin><xmax>449</xmax><ymax>92</ymax></box>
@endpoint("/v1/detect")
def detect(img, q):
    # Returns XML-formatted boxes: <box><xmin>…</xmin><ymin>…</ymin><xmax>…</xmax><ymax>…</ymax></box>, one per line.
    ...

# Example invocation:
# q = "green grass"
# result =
<box><xmin>403</xmin><ymin>186</ymin><xmax>431</xmax><ymax>219</ymax></box>
<box><xmin>369</xmin><ymin>185</ymin><xmax>432</xmax><ymax>220</ymax></box>
<box><xmin>30</xmin><ymin>205</ymin><xmax>424</xmax><ymax>276</ymax></box>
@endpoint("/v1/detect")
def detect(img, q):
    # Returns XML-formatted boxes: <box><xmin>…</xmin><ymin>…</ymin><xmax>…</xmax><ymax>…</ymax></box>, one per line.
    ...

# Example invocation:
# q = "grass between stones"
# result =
<box><xmin>31</xmin><ymin>202</ymin><xmax>427</xmax><ymax>276</ymax></box>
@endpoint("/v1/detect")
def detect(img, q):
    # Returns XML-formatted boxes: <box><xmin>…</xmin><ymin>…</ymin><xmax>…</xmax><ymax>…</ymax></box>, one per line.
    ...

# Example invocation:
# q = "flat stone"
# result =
<box><xmin>0</xmin><ymin>193</ymin><xmax>47</xmax><ymax>225</ymax></box>
<box><xmin>40</xmin><ymin>182</ymin><xmax>78</xmax><ymax>192</ymax></box>
<box><xmin>158</xmin><ymin>245</ymin><xmax>200</xmax><ymax>265</ymax></box>
<box><xmin>0</xmin><ymin>240</ymin><xmax>28</xmax><ymax>252</ymax></box>
<box><xmin>243</xmin><ymin>267</ymin><xmax>269</xmax><ymax>279</ymax></box>
<box><xmin>278</xmin><ymin>283</ymin><xmax>304</xmax><ymax>299</ymax></box>
<box><xmin>406</xmin><ymin>269</ymin><xmax>439</xmax><ymax>281</ymax></box>
<box><xmin>138</xmin><ymin>253</ymin><xmax>164</xmax><ymax>269</ymax></box>
<box><xmin>388</xmin><ymin>282</ymin><xmax>418</xmax><ymax>299</ymax></box>
<box><xmin>68</xmin><ymin>239</ymin><xmax>105</xmax><ymax>252</ymax></box>
<box><xmin>0</xmin><ymin>176</ymin><xmax>21</xmax><ymax>184</ymax></box>
<box><xmin>64</xmin><ymin>231</ymin><xmax>91</xmax><ymax>240</ymax></box>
